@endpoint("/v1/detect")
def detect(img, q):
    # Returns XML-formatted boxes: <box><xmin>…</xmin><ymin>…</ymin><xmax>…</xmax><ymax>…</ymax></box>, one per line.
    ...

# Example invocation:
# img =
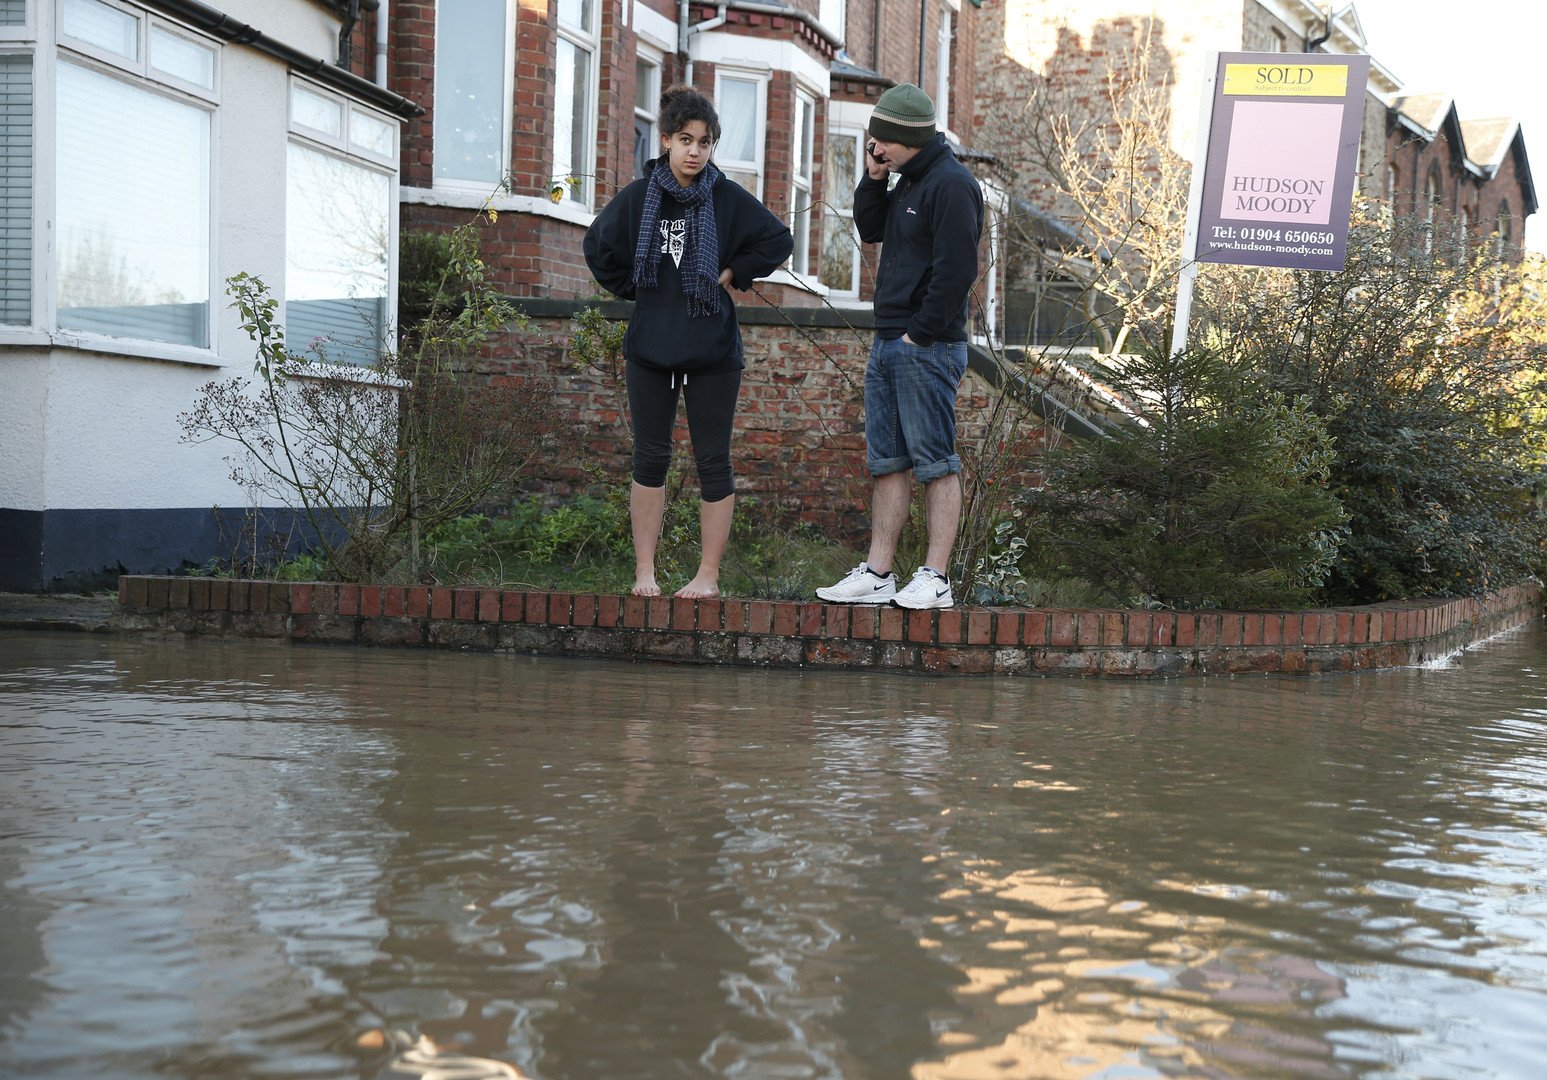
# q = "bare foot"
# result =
<box><xmin>631</xmin><ymin>575</ymin><xmax>661</xmax><ymax>597</ymax></box>
<box><xmin>674</xmin><ymin>575</ymin><xmax>720</xmax><ymax>600</ymax></box>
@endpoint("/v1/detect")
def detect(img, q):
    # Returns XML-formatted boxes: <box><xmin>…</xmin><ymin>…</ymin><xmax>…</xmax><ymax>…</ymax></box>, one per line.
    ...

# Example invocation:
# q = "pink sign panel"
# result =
<box><xmin>1194</xmin><ymin>53</ymin><xmax>1370</xmax><ymax>271</ymax></box>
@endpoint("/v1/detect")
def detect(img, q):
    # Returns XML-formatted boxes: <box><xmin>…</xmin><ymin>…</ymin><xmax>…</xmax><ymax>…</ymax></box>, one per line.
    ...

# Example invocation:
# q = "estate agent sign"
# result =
<box><xmin>1193</xmin><ymin>52</ymin><xmax>1370</xmax><ymax>272</ymax></box>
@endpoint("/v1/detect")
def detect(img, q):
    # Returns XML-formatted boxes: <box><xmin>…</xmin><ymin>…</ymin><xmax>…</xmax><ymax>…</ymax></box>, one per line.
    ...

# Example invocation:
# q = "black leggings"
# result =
<box><xmin>626</xmin><ymin>363</ymin><xmax>742</xmax><ymax>502</ymax></box>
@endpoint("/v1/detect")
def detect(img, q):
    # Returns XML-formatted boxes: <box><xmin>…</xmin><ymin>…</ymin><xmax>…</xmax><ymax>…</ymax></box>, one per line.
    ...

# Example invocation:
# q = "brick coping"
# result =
<box><xmin>112</xmin><ymin>577</ymin><xmax>1543</xmax><ymax>677</ymax></box>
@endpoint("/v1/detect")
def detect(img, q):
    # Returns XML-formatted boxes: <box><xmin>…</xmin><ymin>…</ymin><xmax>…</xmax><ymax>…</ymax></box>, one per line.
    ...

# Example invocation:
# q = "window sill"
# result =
<box><xmin>282</xmin><ymin>358</ymin><xmax>405</xmax><ymax>390</ymax></box>
<box><xmin>0</xmin><ymin>328</ymin><xmax>224</xmax><ymax>368</ymax></box>
<box><xmin>756</xmin><ymin>267</ymin><xmax>830</xmax><ymax>297</ymax></box>
<box><xmin>402</xmin><ymin>185</ymin><xmax>598</xmax><ymax>228</ymax></box>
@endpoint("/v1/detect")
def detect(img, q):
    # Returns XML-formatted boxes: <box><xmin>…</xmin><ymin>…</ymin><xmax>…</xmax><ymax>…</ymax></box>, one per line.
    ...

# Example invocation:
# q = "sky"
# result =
<box><xmin>1351</xmin><ymin>0</ymin><xmax>1543</xmax><ymax>254</ymax></box>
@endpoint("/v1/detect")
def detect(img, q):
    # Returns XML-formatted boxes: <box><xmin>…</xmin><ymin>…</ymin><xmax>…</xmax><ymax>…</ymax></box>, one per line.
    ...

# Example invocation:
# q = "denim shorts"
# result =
<box><xmin>864</xmin><ymin>335</ymin><xmax>968</xmax><ymax>481</ymax></box>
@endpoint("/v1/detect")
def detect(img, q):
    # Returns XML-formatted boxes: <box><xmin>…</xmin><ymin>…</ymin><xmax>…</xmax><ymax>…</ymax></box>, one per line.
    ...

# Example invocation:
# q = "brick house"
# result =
<box><xmin>1386</xmin><ymin>95</ymin><xmax>1536</xmax><ymax>262</ymax></box>
<box><xmin>373</xmin><ymin>1</ymin><xmax>1022</xmax><ymax>540</ymax></box>
<box><xmin>973</xmin><ymin>0</ymin><xmax>1536</xmax><ymax>346</ymax></box>
<box><xmin>0</xmin><ymin>0</ymin><xmax>419</xmax><ymax>591</ymax></box>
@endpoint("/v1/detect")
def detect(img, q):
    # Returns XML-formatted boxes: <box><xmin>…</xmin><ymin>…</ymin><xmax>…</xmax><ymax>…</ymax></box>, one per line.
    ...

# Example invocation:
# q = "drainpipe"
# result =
<box><xmin>338</xmin><ymin>0</ymin><xmax>360</xmax><ymax>68</ymax></box>
<box><xmin>1306</xmin><ymin>3</ymin><xmax>1350</xmax><ymax>52</ymax></box>
<box><xmin>872</xmin><ymin>0</ymin><xmax>881</xmax><ymax>69</ymax></box>
<box><xmin>679</xmin><ymin>2</ymin><xmax>727</xmax><ymax>85</ymax></box>
<box><xmin>375</xmin><ymin>0</ymin><xmax>389</xmax><ymax>88</ymax></box>
<box><xmin>917</xmin><ymin>0</ymin><xmax>927</xmax><ymax>87</ymax></box>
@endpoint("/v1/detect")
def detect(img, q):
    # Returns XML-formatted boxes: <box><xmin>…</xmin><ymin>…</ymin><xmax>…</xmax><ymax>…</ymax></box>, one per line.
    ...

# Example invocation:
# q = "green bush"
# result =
<box><xmin>1198</xmin><ymin>214</ymin><xmax>1547</xmax><ymax>602</ymax></box>
<box><xmin>1018</xmin><ymin>343</ymin><xmax>1347</xmax><ymax>608</ymax></box>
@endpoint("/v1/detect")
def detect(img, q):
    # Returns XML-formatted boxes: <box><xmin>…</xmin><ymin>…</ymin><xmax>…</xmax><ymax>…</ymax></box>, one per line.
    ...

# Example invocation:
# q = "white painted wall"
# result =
<box><xmin>218</xmin><ymin>0</ymin><xmax>342</xmax><ymax>62</ymax></box>
<box><xmin>0</xmin><ymin>354</ymin><xmax>48</xmax><ymax>510</ymax></box>
<box><xmin>0</xmin><ymin>0</ymin><xmax>392</xmax><ymax>514</ymax></box>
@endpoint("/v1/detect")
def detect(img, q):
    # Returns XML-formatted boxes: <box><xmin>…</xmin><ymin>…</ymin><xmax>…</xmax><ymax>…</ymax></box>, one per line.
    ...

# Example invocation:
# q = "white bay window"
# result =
<box><xmin>288</xmin><ymin>81</ymin><xmax>395</xmax><ymax>366</ymax></box>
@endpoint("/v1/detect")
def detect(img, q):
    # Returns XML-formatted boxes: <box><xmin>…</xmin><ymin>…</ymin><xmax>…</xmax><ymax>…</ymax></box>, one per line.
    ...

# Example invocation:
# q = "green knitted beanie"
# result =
<box><xmin>868</xmin><ymin>83</ymin><xmax>936</xmax><ymax>147</ymax></box>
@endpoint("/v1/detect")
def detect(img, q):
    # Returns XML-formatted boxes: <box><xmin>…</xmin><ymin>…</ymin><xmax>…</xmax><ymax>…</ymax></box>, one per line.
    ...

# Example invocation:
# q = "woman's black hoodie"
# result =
<box><xmin>583</xmin><ymin>160</ymin><xmax>793</xmax><ymax>373</ymax></box>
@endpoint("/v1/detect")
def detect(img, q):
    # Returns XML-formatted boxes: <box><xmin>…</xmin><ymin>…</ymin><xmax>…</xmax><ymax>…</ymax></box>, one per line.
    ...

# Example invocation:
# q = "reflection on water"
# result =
<box><xmin>2</xmin><ymin>629</ymin><xmax>1547</xmax><ymax>1079</ymax></box>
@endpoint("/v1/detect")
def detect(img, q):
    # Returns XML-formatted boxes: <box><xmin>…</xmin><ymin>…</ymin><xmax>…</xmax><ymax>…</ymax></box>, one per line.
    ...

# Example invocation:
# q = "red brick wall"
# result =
<box><xmin>393</xmin><ymin>1</ymin><xmax>435</xmax><ymax>189</ymax></box>
<box><xmin>400</xmin><ymin>204</ymin><xmax>593</xmax><ymax>299</ymax></box>
<box><xmin>472</xmin><ymin>310</ymin><xmax>1020</xmax><ymax>541</ymax></box>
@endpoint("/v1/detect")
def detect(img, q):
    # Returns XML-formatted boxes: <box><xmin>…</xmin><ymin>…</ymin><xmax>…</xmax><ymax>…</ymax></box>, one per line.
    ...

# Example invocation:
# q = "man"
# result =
<box><xmin>816</xmin><ymin>84</ymin><xmax>984</xmax><ymax>610</ymax></box>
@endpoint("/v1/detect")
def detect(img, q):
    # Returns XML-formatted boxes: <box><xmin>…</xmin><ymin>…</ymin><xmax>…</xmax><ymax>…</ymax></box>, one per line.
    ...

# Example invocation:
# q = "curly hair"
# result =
<box><xmin>658</xmin><ymin>84</ymin><xmax>722</xmax><ymax>144</ymax></box>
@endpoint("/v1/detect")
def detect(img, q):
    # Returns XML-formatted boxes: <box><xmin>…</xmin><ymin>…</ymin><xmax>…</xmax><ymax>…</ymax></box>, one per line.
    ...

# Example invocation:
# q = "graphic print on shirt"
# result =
<box><xmin>659</xmin><ymin>218</ymin><xmax>686</xmax><ymax>268</ymax></box>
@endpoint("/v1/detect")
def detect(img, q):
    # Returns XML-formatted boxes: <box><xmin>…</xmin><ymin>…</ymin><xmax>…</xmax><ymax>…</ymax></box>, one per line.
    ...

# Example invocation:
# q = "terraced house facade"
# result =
<box><xmin>0</xmin><ymin>0</ymin><xmax>420</xmax><ymax>591</ymax></box>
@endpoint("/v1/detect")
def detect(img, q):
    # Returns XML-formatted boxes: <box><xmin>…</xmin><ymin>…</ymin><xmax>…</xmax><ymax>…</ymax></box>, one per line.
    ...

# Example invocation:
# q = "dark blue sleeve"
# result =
<box><xmin>723</xmin><ymin>185</ymin><xmax>794</xmax><ymax>290</ymax></box>
<box><xmin>852</xmin><ymin>174</ymin><xmax>891</xmax><ymax>244</ymax></box>
<box><xmin>583</xmin><ymin>185</ymin><xmax>639</xmax><ymax>300</ymax></box>
<box><xmin>907</xmin><ymin>173</ymin><xmax>984</xmax><ymax>344</ymax></box>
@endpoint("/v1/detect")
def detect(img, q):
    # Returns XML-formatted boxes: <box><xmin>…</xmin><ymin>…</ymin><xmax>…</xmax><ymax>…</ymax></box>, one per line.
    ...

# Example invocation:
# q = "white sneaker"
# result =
<box><xmin>893</xmin><ymin>566</ymin><xmax>953</xmax><ymax>610</ymax></box>
<box><xmin>816</xmin><ymin>563</ymin><xmax>897</xmax><ymax>604</ymax></box>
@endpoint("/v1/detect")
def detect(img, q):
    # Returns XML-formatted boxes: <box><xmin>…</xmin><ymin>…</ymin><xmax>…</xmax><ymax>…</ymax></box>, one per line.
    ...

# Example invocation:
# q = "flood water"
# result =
<box><xmin>2</xmin><ymin>628</ymin><xmax>1547</xmax><ymax>1079</ymax></box>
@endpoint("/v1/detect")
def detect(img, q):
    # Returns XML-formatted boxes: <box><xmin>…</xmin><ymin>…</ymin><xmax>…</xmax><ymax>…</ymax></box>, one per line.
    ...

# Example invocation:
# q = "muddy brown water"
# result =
<box><xmin>2</xmin><ymin>628</ymin><xmax>1546</xmax><ymax>1078</ymax></box>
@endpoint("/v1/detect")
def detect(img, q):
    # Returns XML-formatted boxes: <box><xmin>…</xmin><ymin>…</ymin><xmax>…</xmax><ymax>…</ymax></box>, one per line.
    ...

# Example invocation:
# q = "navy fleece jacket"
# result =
<box><xmin>853</xmin><ymin>133</ymin><xmax>984</xmax><ymax>345</ymax></box>
<box><xmin>583</xmin><ymin>161</ymin><xmax>793</xmax><ymax>373</ymax></box>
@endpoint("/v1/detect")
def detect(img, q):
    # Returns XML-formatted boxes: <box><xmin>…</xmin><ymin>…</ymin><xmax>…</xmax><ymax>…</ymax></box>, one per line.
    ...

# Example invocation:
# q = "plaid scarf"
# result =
<box><xmin>633</xmin><ymin>157</ymin><xmax>722</xmax><ymax>318</ymax></box>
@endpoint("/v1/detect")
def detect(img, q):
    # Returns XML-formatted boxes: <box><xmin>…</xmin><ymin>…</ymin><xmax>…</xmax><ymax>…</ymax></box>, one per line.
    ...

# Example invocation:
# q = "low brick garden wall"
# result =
<box><xmin>113</xmin><ymin>577</ymin><xmax>1541</xmax><ymax>677</ymax></box>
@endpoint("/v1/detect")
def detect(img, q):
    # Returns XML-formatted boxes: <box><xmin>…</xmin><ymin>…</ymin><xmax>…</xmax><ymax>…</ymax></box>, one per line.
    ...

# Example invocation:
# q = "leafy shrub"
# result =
<box><xmin>180</xmin><ymin>208</ymin><xmax>552</xmax><ymax>583</ymax></box>
<box><xmin>1018</xmin><ymin>343</ymin><xmax>1347</xmax><ymax>608</ymax></box>
<box><xmin>1198</xmin><ymin>215</ymin><xmax>1547</xmax><ymax>601</ymax></box>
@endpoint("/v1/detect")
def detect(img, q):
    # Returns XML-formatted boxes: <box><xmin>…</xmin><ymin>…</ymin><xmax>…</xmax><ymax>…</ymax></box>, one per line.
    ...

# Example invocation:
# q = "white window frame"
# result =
<box><xmin>714</xmin><ymin>68</ymin><xmax>766</xmax><ymax>199</ymax></box>
<box><xmin>633</xmin><ymin>46</ymin><xmax>660</xmax><ymax>181</ymax></box>
<box><xmin>819</xmin><ymin>124</ymin><xmax>864</xmax><ymax>298</ymax></box>
<box><xmin>790</xmin><ymin>88</ymin><xmax>815</xmax><ymax>276</ymax></box>
<box><xmin>286</xmin><ymin>76</ymin><xmax>399</xmax><ymax>365</ymax></box>
<box><xmin>553</xmin><ymin>0</ymin><xmax>599</xmax><ymax>207</ymax></box>
<box><xmin>432</xmin><ymin>0</ymin><xmax>514</xmax><ymax>193</ymax></box>
<box><xmin>56</xmin><ymin>0</ymin><xmax>217</xmax><ymax>101</ymax></box>
<box><xmin>818</xmin><ymin>0</ymin><xmax>845</xmax><ymax>42</ymax></box>
<box><xmin>50</xmin><ymin>0</ymin><xmax>221</xmax><ymax>355</ymax></box>
<box><xmin>0</xmin><ymin>0</ymin><xmax>35</xmax><ymax>39</ymax></box>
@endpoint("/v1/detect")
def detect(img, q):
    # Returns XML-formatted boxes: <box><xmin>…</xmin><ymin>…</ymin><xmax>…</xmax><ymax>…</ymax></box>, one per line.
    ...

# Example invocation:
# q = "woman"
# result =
<box><xmin>584</xmin><ymin>85</ymin><xmax>793</xmax><ymax>599</ymax></box>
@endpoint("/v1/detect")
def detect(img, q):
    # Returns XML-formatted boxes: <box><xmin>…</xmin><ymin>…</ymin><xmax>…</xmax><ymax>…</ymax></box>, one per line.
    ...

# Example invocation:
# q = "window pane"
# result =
<box><xmin>57</xmin><ymin>62</ymin><xmax>209</xmax><ymax>346</ymax></box>
<box><xmin>723</xmin><ymin>168</ymin><xmax>757</xmax><ymax>196</ymax></box>
<box><xmin>0</xmin><ymin>1</ymin><xmax>26</xmax><ymax>25</ymax></box>
<box><xmin>286</xmin><ymin>142</ymin><xmax>389</xmax><ymax>366</ymax></box>
<box><xmin>819</xmin><ymin>0</ymin><xmax>845</xmax><ymax>34</ymax></box>
<box><xmin>349</xmin><ymin>109</ymin><xmax>395</xmax><ymax>158</ymax></box>
<box><xmin>434</xmin><ymin>0</ymin><xmax>506</xmax><ymax>184</ymax></box>
<box><xmin>556</xmin><ymin>0</ymin><xmax>592</xmax><ymax>31</ymax></box>
<box><xmin>820</xmin><ymin>214</ymin><xmax>857</xmax><ymax>292</ymax></box>
<box><xmin>634</xmin><ymin>57</ymin><xmax>655</xmax><ymax>113</ymax></box>
<box><xmin>792</xmin><ymin>195</ymin><xmax>810</xmax><ymax>275</ymax></box>
<box><xmin>0</xmin><ymin>53</ymin><xmax>31</xmax><ymax>324</ymax></box>
<box><xmin>718</xmin><ymin>78</ymin><xmax>757</xmax><ymax>162</ymax></box>
<box><xmin>825</xmin><ymin>134</ymin><xmax>855</xmax><ymax>211</ymax></box>
<box><xmin>292</xmin><ymin>84</ymin><xmax>342</xmax><ymax>137</ymax></box>
<box><xmin>61</xmin><ymin>0</ymin><xmax>138</xmax><ymax>61</ymax></box>
<box><xmin>796</xmin><ymin>97</ymin><xmax>814</xmax><ymax>179</ymax></box>
<box><xmin>553</xmin><ymin>36</ymin><xmax>591</xmax><ymax>203</ymax></box>
<box><xmin>634</xmin><ymin>115</ymin><xmax>653</xmax><ymax>181</ymax></box>
<box><xmin>150</xmin><ymin>26</ymin><xmax>215</xmax><ymax>90</ymax></box>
